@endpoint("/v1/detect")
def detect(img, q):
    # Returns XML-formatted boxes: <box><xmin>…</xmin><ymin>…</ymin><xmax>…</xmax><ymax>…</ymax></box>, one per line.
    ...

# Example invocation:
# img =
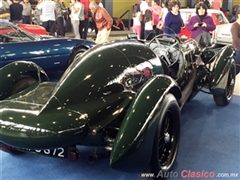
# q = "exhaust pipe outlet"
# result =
<box><xmin>88</xmin><ymin>154</ymin><xmax>98</xmax><ymax>163</ymax></box>
<box><xmin>88</xmin><ymin>152</ymin><xmax>110</xmax><ymax>163</ymax></box>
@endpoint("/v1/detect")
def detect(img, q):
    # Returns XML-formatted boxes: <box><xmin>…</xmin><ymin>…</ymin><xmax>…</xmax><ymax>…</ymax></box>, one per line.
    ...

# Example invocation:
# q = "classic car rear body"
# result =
<box><xmin>0</xmin><ymin>40</ymin><xmax>181</xmax><ymax>170</ymax></box>
<box><xmin>0</xmin><ymin>38</ymin><xmax>235</xmax><ymax>172</ymax></box>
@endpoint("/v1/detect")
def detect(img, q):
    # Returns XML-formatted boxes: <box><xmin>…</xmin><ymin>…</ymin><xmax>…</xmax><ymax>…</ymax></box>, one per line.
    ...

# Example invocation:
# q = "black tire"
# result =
<box><xmin>213</xmin><ymin>61</ymin><xmax>236</xmax><ymax>106</ymax></box>
<box><xmin>8</xmin><ymin>76</ymin><xmax>38</xmax><ymax>96</ymax></box>
<box><xmin>67</xmin><ymin>48</ymin><xmax>87</xmax><ymax>67</ymax></box>
<box><xmin>0</xmin><ymin>143</ymin><xmax>23</xmax><ymax>155</ymax></box>
<box><xmin>150</xmin><ymin>94</ymin><xmax>180</xmax><ymax>179</ymax></box>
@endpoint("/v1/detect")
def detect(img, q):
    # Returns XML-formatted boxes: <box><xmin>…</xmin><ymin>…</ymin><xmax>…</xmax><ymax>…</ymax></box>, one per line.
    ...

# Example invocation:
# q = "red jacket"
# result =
<box><xmin>93</xmin><ymin>6</ymin><xmax>113</xmax><ymax>31</ymax></box>
<box><xmin>80</xmin><ymin>0</ymin><xmax>90</xmax><ymax>18</ymax></box>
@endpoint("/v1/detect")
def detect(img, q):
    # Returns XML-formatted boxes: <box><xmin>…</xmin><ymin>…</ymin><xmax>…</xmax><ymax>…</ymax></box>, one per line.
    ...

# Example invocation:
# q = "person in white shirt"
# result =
<box><xmin>36</xmin><ymin>0</ymin><xmax>56</xmax><ymax>35</ymax></box>
<box><xmin>161</xmin><ymin>0</ymin><xmax>168</xmax><ymax>23</ymax></box>
<box><xmin>132</xmin><ymin>3</ymin><xmax>142</xmax><ymax>39</ymax></box>
<box><xmin>140</xmin><ymin>0</ymin><xmax>150</xmax><ymax>39</ymax></box>
<box><xmin>69</xmin><ymin>0</ymin><xmax>81</xmax><ymax>38</ymax></box>
<box><xmin>144</xmin><ymin>9</ymin><xmax>153</xmax><ymax>39</ymax></box>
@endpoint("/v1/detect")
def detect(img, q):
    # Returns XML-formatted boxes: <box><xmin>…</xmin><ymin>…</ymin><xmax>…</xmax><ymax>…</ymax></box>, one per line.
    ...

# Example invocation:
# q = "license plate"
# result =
<box><xmin>34</xmin><ymin>147</ymin><xmax>67</xmax><ymax>158</ymax></box>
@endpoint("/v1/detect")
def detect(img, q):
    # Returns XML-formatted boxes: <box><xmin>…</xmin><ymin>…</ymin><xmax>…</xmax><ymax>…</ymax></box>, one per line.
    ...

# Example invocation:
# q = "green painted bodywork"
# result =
<box><xmin>0</xmin><ymin>39</ymin><xmax>235</xmax><ymax>171</ymax></box>
<box><xmin>0</xmin><ymin>61</ymin><xmax>48</xmax><ymax>100</ymax></box>
<box><xmin>209</xmin><ymin>45</ymin><xmax>235</xmax><ymax>95</ymax></box>
<box><xmin>110</xmin><ymin>75</ymin><xmax>181</xmax><ymax>170</ymax></box>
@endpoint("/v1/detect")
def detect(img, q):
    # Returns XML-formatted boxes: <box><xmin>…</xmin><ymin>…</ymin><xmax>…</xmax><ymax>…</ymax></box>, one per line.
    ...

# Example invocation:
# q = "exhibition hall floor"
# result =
<box><xmin>0</xmin><ymin>34</ymin><xmax>239</xmax><ymax>180</ymax></box>
<box><xmin>1</xmin><ymin>89</ymin><xmax>239</xmax><ymax>180</ymax></box>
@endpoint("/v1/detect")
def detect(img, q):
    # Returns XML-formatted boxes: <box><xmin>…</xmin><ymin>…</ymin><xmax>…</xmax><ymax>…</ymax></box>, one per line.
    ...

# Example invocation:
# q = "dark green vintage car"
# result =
<box><xmin>0</xmin><ymin>34</ymin><xmax>236</xmax><ymax>177</ymax></box>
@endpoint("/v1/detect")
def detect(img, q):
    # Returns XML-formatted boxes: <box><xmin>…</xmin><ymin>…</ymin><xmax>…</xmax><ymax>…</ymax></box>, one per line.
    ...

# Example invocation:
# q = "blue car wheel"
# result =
<box><xmin>67</xmin><ymin>48</ymin><xmax>87</xmax><ymax>67</ymax></box>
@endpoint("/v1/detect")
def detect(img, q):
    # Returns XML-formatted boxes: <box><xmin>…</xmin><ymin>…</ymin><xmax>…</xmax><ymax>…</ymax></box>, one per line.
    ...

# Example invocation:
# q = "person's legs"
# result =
<box><xmin>79</xmin><ymin>20</ymin><xmax>83</xmax><ymax>39</ymax></box>
<box><xmin>155</xmin><ymin>28</ymin><xmax>163</xmax><ymax>36</ymax></box>
<box><xmin>82</xmin><ymin>18</ymin><xmax>89</xmax><ymax>39</ymax></box>
<box><xmin>71</xmin><ymin>20</ymin><xmax>80</xmax><ymax>38</ymax></box>
<box><xmin>140</xmin><ymin>15</ymin><xmax>145</xmax><ymax>39</ymax></box>
<box><xmin>48</xmin><ymin>20</ymin><xmax>57</xmax><ymax>36</ymax></box>
<box><xmin>42</xmin><ymin>21</ymin><xmax>49</xmax><ymax>32</ymax></box>
<box><xmin>95</xmin><ymin>28</ymin><xmax>110</xmax><ymax>44</ymax></box>
<box><xmin>57</xmin><ymin>17</ymin><xmax>65</xmax><ymax>36</ymax></box>
<box><xmin>95</xmin><ymin>29</ymin><xmax>103</xmax><ymax>44</ymax></box>
<box><xmin>145</xmin><ymin>30</ymin><xmax>152</xmax><ymax>39</ymax></box>
<box><xmin>136</xmin><ymin>25</ymin><xmax>141</xmax><ymax>39</ymax></box>
<box><xmin>103</xmin><ymin>28</ymin><xmax>111</xmax><ymax>42</ymax></box>
<box><xmin>79</xmin><ymin>18</ymin><xmax>89</xmax><ymax>39</ymax></box>
<box><xmin>22</xmin><ymin>16</ymin><xmax>31</xmax><ymax>24</ymax></box>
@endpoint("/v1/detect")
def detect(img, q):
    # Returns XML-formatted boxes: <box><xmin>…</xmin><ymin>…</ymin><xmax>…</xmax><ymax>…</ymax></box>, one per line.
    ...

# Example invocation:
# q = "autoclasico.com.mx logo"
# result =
<box><xmin>141</xmin><ymin>170</ymin><xmax>239</xmax><ymax>179</ymax></box>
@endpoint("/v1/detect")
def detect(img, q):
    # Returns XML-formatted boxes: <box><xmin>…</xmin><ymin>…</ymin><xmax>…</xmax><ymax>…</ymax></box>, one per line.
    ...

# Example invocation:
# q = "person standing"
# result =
<box><xmin>140</xmin><ymin>0</ymin><xmax>150</xmax><ymax>39</ymax></box>
<box><xmin>20</xmin><ymin>0</ymin><xmax>32</xmax><ymax>24</ymax></box>
<box><xmin>211</xmin><ymin>0</ymin><xmax>222</xmax><ymax>10</ymax></box>
<box><xmin>9</xmin><ymin>0</ymin><xmax>23</xmax><ymax>23</ymax></box>
<box><xmin>69</xmin><ymin>0</ymin><xmax>81</xmax><ymax>38</ymax></box>
<box><xmin>161</xmin><ymin>0</ymin><xmax>168</xmax><ymax>23</ymax></box>
<box><xmin>151</xmin><ymin>0</ymin><xmax>163</xmax><ymax>35</ymax></box>
<box><xmin>144</xmin><ymin>9</ymin><xmax>153</xmax><ymax>39</ymax></box>
<box><xmin>89</xmin><ymin>2</ymin><xmax>112</xmax><ymax>44</ymax></box>
<box><xmin>186</xmin><ymin>3</ymin><xmax>216</xmax><ymax>48</ymax></box>
<box><xmin>79</xmin><ymin>0</ymin><xmax>90</xmax><ymax>39</ymax></box>
<box><xmin>55</xmin><ymin>0</ymin><xmax>67</xmax><ymax>36</ymax></box>
<box><xmin>230</xmin><ymin>7</ymin><xmax>240</xmax><ymax>75</ymax></box>
<box><xmin>164</xmin><ymin>0</ymin><xmax>183</xmax><ymax>37</ymax></box>
<box><xmin>36</xmin><ymin>0</ymin><xmax>56</xmax><ymax>35</ymax></box>
<box><xmin>91</xmin><ymin>0</ymin><xmax>104</xmax><ymax>39</ymax></box>
<box><xmin>132</xmin><ymin>3</ymin><xmax>142</xmax><ymax>39</ymax></box>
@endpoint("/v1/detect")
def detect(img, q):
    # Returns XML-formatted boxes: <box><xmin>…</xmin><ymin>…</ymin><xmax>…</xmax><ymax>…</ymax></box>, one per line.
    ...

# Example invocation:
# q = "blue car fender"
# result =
<box><xmin>209</xmin><ymin>45</ymin><xmax>235</xmax><ymax>96</ymax></box>
<box><xmin>0</xmin><ymin>61</ymin><xmax>48</xmax><ymax>100</ymax></box>
<box><xmin>110</xmin><ymin>75</ymin><xmax>181</xmax><ymax>172</ymax></box>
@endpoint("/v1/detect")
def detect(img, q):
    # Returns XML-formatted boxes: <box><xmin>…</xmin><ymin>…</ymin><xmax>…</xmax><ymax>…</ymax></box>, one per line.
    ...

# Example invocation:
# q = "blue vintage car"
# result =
<box><xmin>0</xmin><ymin>20</ymin><xmax>95</xmax><ymax>72</ymax></box>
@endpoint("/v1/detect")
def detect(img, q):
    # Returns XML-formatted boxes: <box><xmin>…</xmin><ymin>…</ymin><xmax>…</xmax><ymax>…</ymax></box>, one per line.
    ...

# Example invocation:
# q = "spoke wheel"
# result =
<box><xmin>150</xmin><ymin>94</ymin><xmax>180</xmax><ymax>176</ymax></box>
<box><xmin>213</xmin><ymin>60</ymin><xmax>236</xmax><ymax>106</ymax></box>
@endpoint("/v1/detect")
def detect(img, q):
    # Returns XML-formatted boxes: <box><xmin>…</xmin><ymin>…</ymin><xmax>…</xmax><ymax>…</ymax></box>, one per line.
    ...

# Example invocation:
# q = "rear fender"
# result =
<box><xmin>0</xmin><ymin>61</ymin><xmax>48</xmax><ymax>100</ymax></box>
<box><xmin>209</xmin><ymin>46</ymin><xmax>235</xmax><ymax>96</ymax></box>
<box><xmin>110</xmin><ymin>75</ymin><xmax>181</xmax><ymax>172</ymax></box>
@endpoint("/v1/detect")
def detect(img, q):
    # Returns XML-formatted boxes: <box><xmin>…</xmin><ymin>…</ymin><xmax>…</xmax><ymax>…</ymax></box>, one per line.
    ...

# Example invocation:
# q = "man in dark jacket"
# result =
<box><xmin>10</xmin><ymin>0</ymin><xmax>23</xmax><ymax>23</ymax></box>
<box><xmin>89</xmin><ymin>2</ymin><xmax>113</xmax><ymax>44</ymax></box>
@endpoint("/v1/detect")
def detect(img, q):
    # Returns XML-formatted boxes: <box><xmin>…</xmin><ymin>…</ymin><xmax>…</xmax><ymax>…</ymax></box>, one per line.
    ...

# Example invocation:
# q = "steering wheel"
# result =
<box><xmin>148</xmin><ymin>34</ymin><xmax>181</xmax><ymax>66</ymax></box>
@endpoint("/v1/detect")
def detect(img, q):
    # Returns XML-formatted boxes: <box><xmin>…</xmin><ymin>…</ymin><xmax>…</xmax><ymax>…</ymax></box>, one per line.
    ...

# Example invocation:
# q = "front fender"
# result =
<box><xmin>110</xmin><ymin>75</ymin><xmax>181</xmax><ymax>172</ymax></box>
<box><xmin>0</xmin><ymin>61</ymin><xmax>48</xmax><ymax>100</ymax></box>
<box><xmin>209</xmin><ymin>45</ymin><xmax>235</xmax><ymax>96</ymax></box>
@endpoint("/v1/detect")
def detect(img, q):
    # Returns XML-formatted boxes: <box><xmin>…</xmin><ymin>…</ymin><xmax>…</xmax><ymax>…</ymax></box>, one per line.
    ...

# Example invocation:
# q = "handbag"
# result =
<box><xmin>195</xmin><ymin>18</ymin><xmax>211</xmax><ymax>48</ymax></box>
<box><xmin>195</xmin><ymin>27</ymin><xmax>211</xmax><ymax>49</ymax></box>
